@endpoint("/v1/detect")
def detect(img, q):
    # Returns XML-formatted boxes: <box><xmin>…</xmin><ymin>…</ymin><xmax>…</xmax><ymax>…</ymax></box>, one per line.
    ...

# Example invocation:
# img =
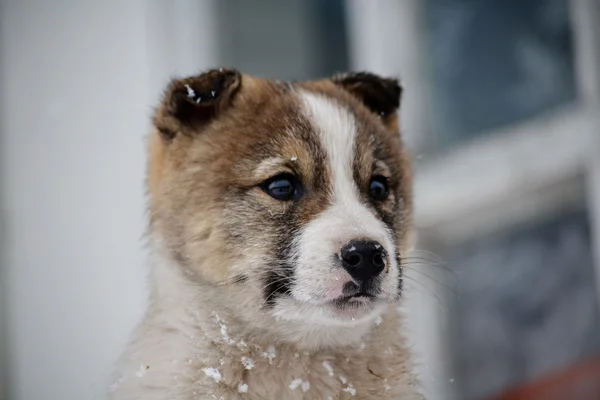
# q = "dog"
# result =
<box><xmin>109</xmin><ymin>69</ymin><xmax>423</xmax><ymax>399</ymax></box>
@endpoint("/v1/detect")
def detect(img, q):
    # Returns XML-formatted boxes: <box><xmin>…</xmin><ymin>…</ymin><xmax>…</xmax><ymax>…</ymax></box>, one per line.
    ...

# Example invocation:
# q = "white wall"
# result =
<box><xmin>0</xmin><ymin>2</ymin><xmax>217</xmax><ymax>399</ymax></box>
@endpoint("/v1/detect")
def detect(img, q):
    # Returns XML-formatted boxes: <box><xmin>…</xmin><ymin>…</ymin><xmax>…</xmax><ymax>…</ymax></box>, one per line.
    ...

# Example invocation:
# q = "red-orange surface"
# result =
<box><xmin>492</xmin><ymin>356</ymin><xmax>600</xmax><ymax>400</ymax></box>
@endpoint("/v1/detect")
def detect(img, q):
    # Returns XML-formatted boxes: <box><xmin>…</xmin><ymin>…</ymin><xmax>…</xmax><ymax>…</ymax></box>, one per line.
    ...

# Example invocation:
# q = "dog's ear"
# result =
<box><xmin>154</xmin><ymin>68</ymin><xmax>242</xmax><ymax>140</ymax></box>
<box><xmin>331</xmin><ymin>72</ymin><xmax>402</xmax><ymax>120</ymax></box>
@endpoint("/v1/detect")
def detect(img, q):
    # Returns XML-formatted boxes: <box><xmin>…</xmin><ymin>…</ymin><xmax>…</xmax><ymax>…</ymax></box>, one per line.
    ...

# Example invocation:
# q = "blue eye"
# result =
<box><xmin>369</xmin><ymin>176</ymin><xmax>389</xmax><ymax>201</ymax></box>
<box><xmin>263</xmin><ymin>174</ymin><xmax>300</xmax><ymax>201</ymax></box>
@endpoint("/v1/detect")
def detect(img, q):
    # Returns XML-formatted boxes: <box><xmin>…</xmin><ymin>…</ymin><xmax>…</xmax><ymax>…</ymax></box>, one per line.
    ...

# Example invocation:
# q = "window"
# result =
<box><xmin>423</xmin><ymin>0</ymin><xmax>576</xmax><ymax>149</ymax></box>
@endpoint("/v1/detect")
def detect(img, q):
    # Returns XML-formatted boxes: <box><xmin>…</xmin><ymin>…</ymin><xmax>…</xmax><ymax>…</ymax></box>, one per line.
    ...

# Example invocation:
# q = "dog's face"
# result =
<box><xmin>148</xmin><ymin>69</ymin><xmax>413</xmax><ymax>331</ymax></box>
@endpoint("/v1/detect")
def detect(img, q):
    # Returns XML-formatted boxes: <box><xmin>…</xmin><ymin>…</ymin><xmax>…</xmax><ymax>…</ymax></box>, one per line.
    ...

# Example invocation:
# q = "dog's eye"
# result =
<box><xmin>369</xmin><ymin>176</ymin><xmax>389</xmax><ymax>201</ymax></box>
<box><xmin>263</xmin><ymin>174</ymin><xmax>299</xmax><ymax>201</ymax></box>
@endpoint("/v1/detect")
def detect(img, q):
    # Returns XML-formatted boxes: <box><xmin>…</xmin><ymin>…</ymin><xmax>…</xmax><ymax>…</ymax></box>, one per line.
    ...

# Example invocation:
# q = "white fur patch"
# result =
<box><xmin>299</xmin><ymin>91</ymin><xmax>358</xmax><ymax>206</ymax></box>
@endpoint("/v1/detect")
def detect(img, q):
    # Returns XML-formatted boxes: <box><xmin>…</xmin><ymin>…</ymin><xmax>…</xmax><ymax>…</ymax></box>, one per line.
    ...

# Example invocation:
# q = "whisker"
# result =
<box><xmin>402</xmin><ymin>255</ymin><xmax>446</xmax><ymax>265</ymax></box>
<box><xmin>410</xmin><ymin>249</ymin><xmax>445</xmax><ymax>263</ymax></box>
<box><xmin>403</xmin><ymin>267</ymin><xmax>458</xmax><ymax>295</ymax></box>
<box><xmin>402</xmin><ymin>263</ymin><xmax>459</xmax><ymax>286</ymax></box>
<box><xmin>402</xmin><ymin>275</ymin><xmax>449</xmax><ymax>312</ymax></box>
<box><xmin>402</xmin><ymin>257</ymin><xmax>458</xmax><ymax>279</ymax></box>
<box><xmin>256</xmin><ymin>276</ymin><xmax>294</xmax><ymax>294</ymax></box>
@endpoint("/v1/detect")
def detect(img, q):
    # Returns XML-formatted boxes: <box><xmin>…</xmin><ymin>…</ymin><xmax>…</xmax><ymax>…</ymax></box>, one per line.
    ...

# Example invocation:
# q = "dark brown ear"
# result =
<box><xmin>154</xmin><ymin>68</ymin><xmax>241</xmax><ymax>139</ymax></box>
<box><xmin>331</xmin><ymin>72</ymin><xmax>402</xmax><ymax>118</ymax></box>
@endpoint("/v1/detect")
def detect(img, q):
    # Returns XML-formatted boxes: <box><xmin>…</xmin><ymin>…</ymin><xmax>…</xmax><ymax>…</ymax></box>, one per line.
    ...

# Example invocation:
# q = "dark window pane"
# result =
<box><xmin>423</xmin><ymin>0</ymin><xmax>576</xmax><ymax>149</ymax></box>
<box><xmin>447</xmin><ymin>209</ymin><xmax>600</xmax><ymax>400</ymax></box>
<box><xmin>215</xmin><ymin>0</ymin><xmax>349</xmax><ymax>81</ymax></box>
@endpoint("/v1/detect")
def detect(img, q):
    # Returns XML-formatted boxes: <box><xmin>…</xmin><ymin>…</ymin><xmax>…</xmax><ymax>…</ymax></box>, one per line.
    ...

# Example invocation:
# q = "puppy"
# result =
<box><xmin>109</xmin><ymin>69</ymin><xmax>423</xmax><ymax>399</ymax></box>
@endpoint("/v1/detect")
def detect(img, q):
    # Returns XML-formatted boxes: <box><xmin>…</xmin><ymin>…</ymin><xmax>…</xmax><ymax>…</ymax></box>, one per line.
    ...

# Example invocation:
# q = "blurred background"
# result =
<box><xmin>1</xmin><ymin>1</ymin><xmax>599</xmax><ymax>399</ymax></box>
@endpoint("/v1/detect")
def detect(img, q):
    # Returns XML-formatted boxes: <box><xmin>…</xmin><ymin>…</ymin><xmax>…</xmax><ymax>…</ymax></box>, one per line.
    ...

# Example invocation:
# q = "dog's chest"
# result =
<box><xmin>191</xmin><ymin>343</ymin><xmax>404</xmax><ymax>400</ymax></box>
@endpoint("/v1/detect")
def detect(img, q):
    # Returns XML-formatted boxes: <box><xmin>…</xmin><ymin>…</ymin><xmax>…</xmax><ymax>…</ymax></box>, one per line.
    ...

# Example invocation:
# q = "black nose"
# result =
<box><xmin>340</xmin><ymin>240</ymin><xmax>386</xmax><ymax>281</ymax></box>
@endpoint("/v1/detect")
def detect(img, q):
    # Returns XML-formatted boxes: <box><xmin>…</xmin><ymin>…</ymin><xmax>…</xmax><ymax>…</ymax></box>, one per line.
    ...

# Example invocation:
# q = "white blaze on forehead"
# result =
<box><xmin>295</xmin><ymin>90</ymin><xmax>390</xmax><ymax>243</ymax></box>
<box><xmin>297</xmin><ymin>90</ymin><xmax>357</xmax><ymax>203</ymax></box>
<box><xmin>286</xmin><ymin>90</ymin><xmax>399</xmax><ymax>307</ymax></box>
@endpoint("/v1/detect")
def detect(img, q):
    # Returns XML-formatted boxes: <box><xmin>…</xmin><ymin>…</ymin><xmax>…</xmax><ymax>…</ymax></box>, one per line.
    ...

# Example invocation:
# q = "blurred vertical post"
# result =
<box><xmin>344</xmin><ymin>0</ymin><xmax>432</xmax><ymax>151</ymax></box>
<box><xmin>0</xmin><ymin>1</ymin><xmax>8</xmax><ymax>395</ymax></box>
<box><xmin>572</xmin><ymin>0</ymin><xmax>600</xmax><ymax>318</ymax></box>
<box><xmin>146</xmin><ymin>0</ymin><xmax>219</xmax><ymax>88</ymax></box>
<box><xmin>344</xmin><ymin>2</ymin><xmax>452</xmax><ymax>400</ymax></box>
<box><xmin>572</xmin><ymin>0</ymin><xmax>600</xmax><ymax>104</ymax></box>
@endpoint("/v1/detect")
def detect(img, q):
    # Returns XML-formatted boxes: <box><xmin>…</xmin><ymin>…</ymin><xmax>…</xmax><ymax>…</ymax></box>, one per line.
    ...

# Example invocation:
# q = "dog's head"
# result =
<box><xmin>148</xmin><ymin>69</ymin><xmax>413</xmax><ymax>336</ymax></box>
